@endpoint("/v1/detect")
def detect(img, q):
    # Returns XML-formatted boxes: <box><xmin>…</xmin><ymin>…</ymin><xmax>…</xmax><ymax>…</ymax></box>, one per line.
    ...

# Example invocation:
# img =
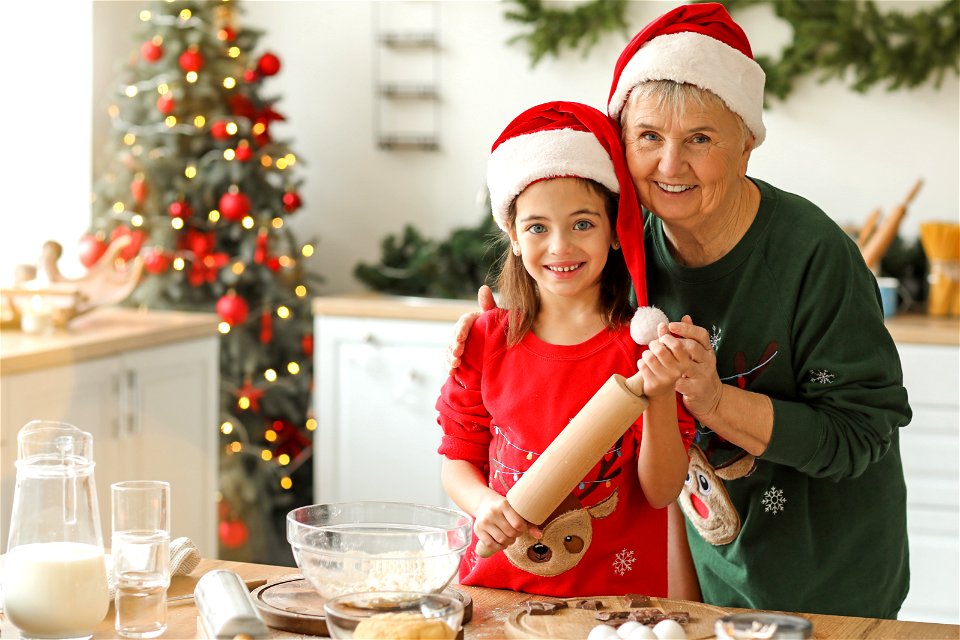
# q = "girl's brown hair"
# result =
<box><xmin>495</xmin><ymin>178</ymin><xmax>634</xmax><ymax>346</ymax></box>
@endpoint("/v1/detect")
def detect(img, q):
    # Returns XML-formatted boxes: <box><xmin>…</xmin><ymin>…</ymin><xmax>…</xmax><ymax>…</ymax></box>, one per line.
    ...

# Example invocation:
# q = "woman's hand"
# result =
<box><xmin>637</xmin><ymin>322</ymin><xmax>693</xmax><ymax>398</ymax></box>
<box><xmin>668</xmin><ymin>315</ymin><xmax>724</xmax><ymax>422</ymax></box>
<box><xmin>445</xmin><ymin>285</ymin><xmax>498</xmax><ymax>374</ymax></box>
<box><xmin>472</xmin><ymin>491</ymin><xmax>538</xmax><ymax>553</ymax></box>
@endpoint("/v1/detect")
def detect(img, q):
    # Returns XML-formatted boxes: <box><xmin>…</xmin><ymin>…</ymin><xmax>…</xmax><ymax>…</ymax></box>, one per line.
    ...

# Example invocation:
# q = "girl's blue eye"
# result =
<box><xmin>528</xmin><ymin>223</ymin><xmax>546</xmax><ymax>234</ymax></box>
<box><xmin>573</xmin><ymin>220</ymin><xmax>594</xmax><ymax>231</ymax></box>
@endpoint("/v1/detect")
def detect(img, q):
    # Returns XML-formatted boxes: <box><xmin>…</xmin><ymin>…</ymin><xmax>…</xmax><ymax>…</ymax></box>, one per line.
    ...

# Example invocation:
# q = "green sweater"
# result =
<box><xmin>645</xmin><ymin>178</ymin><xmax>911</xmax><ymax>618</ymax></box>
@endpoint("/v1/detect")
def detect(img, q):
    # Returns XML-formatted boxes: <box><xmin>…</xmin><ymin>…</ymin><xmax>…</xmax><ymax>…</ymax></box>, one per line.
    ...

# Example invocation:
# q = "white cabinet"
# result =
<box><xmin>1</xmin><ymin>314</ymin><xmax>219</xmax><ymax>557</ymax></box>
<box><xmin>897</xmin><ymin>343</ymin><xmax>960</xmax><ymax>624</ymax></box>
<box><xmin>314</xmin><ymin>312</ymin><xmax>464</xmax><ymax>509</ymax></box>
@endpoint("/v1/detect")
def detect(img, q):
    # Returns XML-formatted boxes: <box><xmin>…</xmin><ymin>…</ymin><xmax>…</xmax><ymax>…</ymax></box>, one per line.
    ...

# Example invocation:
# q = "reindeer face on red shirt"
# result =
<box><xmin>504</xmin><ymin>490</ymin><xmax>618</xmax><ymax>576</ymax></box>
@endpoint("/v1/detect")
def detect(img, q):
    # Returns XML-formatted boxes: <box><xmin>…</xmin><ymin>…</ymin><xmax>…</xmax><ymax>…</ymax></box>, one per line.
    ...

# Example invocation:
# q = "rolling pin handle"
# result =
<box><xmin>475</xmin><ymin>540</ymin><xmax>497</xmax><ymax>558</ymax></box>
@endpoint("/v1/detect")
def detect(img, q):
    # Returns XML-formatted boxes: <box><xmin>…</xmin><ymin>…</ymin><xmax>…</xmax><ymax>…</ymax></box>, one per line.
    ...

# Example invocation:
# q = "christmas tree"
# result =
<box><xmin>90</xmin><ymin>0</ymin><xmax>320</xmax><ymax>565</ymax></box>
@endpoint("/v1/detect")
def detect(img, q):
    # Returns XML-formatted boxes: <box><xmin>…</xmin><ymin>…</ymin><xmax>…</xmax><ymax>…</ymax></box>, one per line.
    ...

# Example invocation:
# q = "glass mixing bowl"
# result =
<box><xmin>287</xmin><ymin>501</ymin><xmax>472</xmax><ymax>599</ymax></box>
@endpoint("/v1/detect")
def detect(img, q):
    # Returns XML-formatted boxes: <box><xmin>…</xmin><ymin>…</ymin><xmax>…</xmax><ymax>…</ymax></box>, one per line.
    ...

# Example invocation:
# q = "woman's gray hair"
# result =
<box><xmin>624</xmin><ymin>80</ymin><xmax>751</xmax><ymax>142</ymax></box>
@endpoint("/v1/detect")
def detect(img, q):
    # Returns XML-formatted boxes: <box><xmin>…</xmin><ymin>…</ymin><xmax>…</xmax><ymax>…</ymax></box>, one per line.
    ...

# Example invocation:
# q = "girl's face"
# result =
<box><xmin>621</xmin><ymin>92</ymin><xmax>752</xmax><ymax>229</ymax></box>
<box><xmin>508</xmin><ymin>178</ymin><xmax>616</xmax><ymax>304</ymax></box>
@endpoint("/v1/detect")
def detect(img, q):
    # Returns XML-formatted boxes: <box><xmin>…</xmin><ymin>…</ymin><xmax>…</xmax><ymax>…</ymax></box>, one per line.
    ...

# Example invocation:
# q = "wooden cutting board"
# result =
<box><xmin>250</xmin><ymin>574</ymin><xmax>473</xmax><ymax>636</ymax></box>
<box><xmin>504</xmin><ymin>595</ymin><xmax>727</xmax><ymax>639</ymax></box>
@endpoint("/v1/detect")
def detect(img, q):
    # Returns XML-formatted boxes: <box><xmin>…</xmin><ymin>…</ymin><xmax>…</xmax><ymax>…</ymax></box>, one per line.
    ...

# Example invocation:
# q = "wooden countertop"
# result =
<box><xmin>2</xmin><ymin>558</ymin><xmax>953</xmax><ymax>639</ymax></box>
<box><xmin>313</xmin><ymin>294</ymin><xmax>960</xmax><ymax>346</ymax></box>
<box><xmin>0</xmin><ymin>306</ymin><xmax>219</xmax><ymax>375</ymax></box>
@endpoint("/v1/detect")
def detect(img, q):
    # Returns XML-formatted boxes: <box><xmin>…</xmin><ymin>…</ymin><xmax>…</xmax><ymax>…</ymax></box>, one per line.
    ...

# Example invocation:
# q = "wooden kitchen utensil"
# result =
<box><xmin>860</xmin><ymin>179</ymin><xmax>924</xmax><ymax>271</ymax></box>
<box><xmin>504</xmin><ymin>594</ymin><xmax>728</xmax><ymax>640</ymax></box>
<box><xmin>250</xmin><ymin>575</ymin><xmax>472</xmax><ymax>636</ymax></box>
<box><xmin>475</xmin><ymin>373</ymin><xmax>648</xmax><ymax>557</ymax></box>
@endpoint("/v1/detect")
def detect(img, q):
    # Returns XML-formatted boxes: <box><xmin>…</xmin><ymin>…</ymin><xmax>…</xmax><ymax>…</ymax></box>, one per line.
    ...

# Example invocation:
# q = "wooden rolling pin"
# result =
<box><xmin>861</xmin><ymin>178</ymin><xmax>923</xmax><ymax>271</ymax></box>
<box><xmin>475</xmin><ymin>372</ymin><xmax>648</xmax><ymax>557</ymax></box>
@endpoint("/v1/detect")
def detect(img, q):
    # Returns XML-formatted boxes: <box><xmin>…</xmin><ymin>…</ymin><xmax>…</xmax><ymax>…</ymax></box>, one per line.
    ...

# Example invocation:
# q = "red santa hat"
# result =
<box><xmin>607</xmin><ymin>2</ymin><xmax>766</xmax><ymax>146</ymax></box>
<box><xmin>487</xmin><ymin>101</ymin><xmax>666</xmax><ymax>344</ymax></box>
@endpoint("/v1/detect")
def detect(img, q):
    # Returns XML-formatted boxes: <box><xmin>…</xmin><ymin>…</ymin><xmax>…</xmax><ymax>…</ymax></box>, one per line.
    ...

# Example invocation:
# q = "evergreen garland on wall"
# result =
<box><xmin>505</xmin><ymin>0</ymin><xmax>960</xmax><ymax>101</ymax></box>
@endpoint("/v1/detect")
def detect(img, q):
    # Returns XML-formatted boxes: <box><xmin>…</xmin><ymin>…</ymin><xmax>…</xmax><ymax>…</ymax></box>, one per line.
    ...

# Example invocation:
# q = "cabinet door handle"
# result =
<box><xmin>126</xmin><ymin>369</ymin><xmax>139</xmax><ymax>435</ymax></box>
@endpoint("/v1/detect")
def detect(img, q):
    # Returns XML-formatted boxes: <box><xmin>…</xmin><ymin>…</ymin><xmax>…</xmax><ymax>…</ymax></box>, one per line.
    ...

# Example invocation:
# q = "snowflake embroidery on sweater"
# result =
<box><xmin>762</xmin><ymin>486</ymin><xmax>786</xmax><ymax>515</ymax></box>
<box><xmin>710</xmin><ymin>325</ymin><xmax>722</xmax><ymax>351</ymax></box>
<box><xmin>809</xmin><ymin>369</ymin><xmax>835</xmax><ymax>384</ymax></box>
<box><xmin>613</xmin><ymin>548</ymin><xmax>635</xmax><ymax>576</ymax></box>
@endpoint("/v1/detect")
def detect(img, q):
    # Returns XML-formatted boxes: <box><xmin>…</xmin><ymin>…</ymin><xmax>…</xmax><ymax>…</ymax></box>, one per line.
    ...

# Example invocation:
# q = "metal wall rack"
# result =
<box><xmin>373</xmin><ymin>2</ymin><xmax>441</xmax><ymax>151</ymax></box>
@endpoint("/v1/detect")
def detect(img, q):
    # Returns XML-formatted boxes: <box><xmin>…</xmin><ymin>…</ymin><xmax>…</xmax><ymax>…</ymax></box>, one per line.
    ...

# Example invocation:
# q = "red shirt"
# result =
<box><xmin>437</xmin><ymin>309</ymin><xmax>694</xmax><ymax>597</ymax></box>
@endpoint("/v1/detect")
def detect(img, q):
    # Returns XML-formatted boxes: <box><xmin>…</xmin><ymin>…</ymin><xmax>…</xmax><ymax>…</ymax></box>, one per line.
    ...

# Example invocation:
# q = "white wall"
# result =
<box><xmin>1</xmin><ymin>1</ymin><xmax>92</xmax><ymax>279</ymax></box>
<box><xmin>77</xmin><ymin>1</ymin><xmax>959</xmax><ymax>295</ymax></box>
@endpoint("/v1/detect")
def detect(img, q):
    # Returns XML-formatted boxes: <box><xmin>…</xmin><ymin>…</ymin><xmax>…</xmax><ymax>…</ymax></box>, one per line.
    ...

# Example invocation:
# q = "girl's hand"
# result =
<box><xmin>473</xmin><ymin>492</ymin><xmax>538</xmax><ymax>552</ymax></box>
<box><xmin>637</xmin><ymin>322</ymin><xmax>691</xmax><ymax>398</ymax></box>
<box><xmin>668</xmin><ymin>315</ymin><xmax>724</xmax><ymax>422</ymax></box>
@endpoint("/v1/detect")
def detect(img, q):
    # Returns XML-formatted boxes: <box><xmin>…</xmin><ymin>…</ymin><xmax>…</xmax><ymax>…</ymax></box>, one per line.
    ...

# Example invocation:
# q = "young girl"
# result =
<box><xmin>436</xmin><ymin>102</ymin><xmax>694</xmax><ymax>597</ymax></box>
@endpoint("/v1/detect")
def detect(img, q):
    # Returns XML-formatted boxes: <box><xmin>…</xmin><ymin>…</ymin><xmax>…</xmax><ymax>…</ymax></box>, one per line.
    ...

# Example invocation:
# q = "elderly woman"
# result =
<box><xmin>448</xmin><ymin>2</ymin><xmax>910</xmax><ymax>620</ymax></box>
<box><xmin>604</xmin><ymin>2</ymin><xmax>911</xmax><ymax>619</ymax></box>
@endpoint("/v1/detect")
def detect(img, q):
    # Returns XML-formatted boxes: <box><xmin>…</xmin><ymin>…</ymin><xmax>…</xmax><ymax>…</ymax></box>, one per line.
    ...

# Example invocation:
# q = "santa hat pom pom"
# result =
<box><xmin>630</xmin><ymin>306</ymin><xmax>669</xmax><ymax>345</ymax></box>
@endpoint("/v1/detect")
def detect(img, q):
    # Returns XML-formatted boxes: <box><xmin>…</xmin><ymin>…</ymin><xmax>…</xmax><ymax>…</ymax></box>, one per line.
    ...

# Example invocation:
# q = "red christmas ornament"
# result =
<box><xmin>143</xmin><ymin>248</ymin><xmax>172</xmax><ymax>274</ymax></box>
<box><xmin>218</xmin><ymin>190</ymin><xmax>251</xmax><ymax>222</ymax></box>
<box><xmin>257</xmin><ymin>52</ymin><xmax>281</xmax><ymax>77</ymax></box>
<box><xmin>216</xmin><ymin>290</ymin><xmax>250</xmax><ymax>326</ymax></box>
<box><xmin>130</xmin><ymin>178</ymin><xmax>148</xmax><ymax>205</ymax></box>
<box><xmin>179</xmin><ymin>46</ymin><xmax>205</xmax><ymax>73</ymax></box>
<box><xmin>243</xmin><ymin>69</ymin><xmax>258</xmax><ymax>83</ymax></box>
<box><xmin>157</xmin><ymin>94</ymin><xmax>175</xmax><ymax>115</ymax></box>
<box><xmin>141</xmin><ymin>40</ymin><xmax>163</xmax><ymax>63</ymax></box>
<box><xmin>259</xmin><ymin>309</ymin><xmax>273</xmax><ymax>344</ymax></box>
<box><xmin>282</xmin><ymin>191</ymin><xmax>302</xmax><ymax>213</ymax></box>
<box><xmin>254</xmin><ymin>229</ymin><xmax>268</xmax><ymax>264</ymax></box>
<box><xmin>78</xmin><ymin>234</ymin><xmax>108</xmax><ymax>269</ymax></box>
<box><xmin>234</xmin><ymin>142</ymin><xmax>253</xmax><ymax>162</ymax></box>
<box><xmin>301</xmin><ymin>333</ymin><xmax>314</xmax><ymax>358</ymax></box>
<box><xmin>210</xmin><ymin>120</ymin><xmax>232</xmax><ymax>141</ymax></box>
<box><xmin>217</xmin><ymin>26</ymin><xmax>237</xmax><ymax>42</ymax></box>
<box><xmin>218</xmin><ymin>517</ymin><xmax>248</xmax><ymax>549</ymax></box>
<box><xmin>167</xmin><ymin>200</ymin><xmax>193</xmax><ymax>219</ymax></box>
<box><xmin>265</xmin><ymin>257</ymin><xmax>281</xmax><ymax>272</ymax></box>
<box><xmin>109</xmin><ymin>226</ymin><xmax>145</xmax><ymax>262</ymax></box>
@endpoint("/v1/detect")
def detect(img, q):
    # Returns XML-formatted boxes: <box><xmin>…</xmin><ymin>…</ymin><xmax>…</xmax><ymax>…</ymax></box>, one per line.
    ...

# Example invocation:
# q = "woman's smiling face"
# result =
<box><xmin>508</xmin><ymin>177</ymin><xmax>615</xmax><ymax>304</ymax></box>
<box><xmin>621</xmin><ymin>88</ymin><xmax>753</xmax><ymax>229</ymax></box>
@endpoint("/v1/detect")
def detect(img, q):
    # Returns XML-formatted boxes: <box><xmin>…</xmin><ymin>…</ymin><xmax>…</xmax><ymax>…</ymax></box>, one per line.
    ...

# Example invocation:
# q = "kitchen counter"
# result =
<box><xmin>313</xmin><ymin>293</ymin><xmax>960</xmax><ymax>346</ymax></box>
<box><xmin>2</xmin><ymin>557</ymin><xmax>954</xmax><ymax>639</ymax></box>
<box><xmin>0</xmin><ymin>306</ymin><xmax>220</xmax><ymax>375</ymax></box>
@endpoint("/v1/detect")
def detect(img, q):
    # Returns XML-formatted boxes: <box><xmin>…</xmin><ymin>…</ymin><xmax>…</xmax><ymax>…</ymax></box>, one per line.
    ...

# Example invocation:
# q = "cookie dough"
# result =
<box><xmin>353</xmin><ymin>612</ymin><xmax>456</xmax><ymax>640</ymax></box>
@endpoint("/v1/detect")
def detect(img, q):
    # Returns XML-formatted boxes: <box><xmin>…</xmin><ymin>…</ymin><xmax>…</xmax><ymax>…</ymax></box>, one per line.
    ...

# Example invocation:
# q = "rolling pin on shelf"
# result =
<box><xmin>859</xmin><ymin>179</ymin><xmax>924</xmax><ymax>272</ymax></box>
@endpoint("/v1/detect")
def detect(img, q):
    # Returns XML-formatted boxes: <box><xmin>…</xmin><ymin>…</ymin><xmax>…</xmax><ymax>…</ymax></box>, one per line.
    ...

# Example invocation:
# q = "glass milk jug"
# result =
<box><xmin>2</xmin><ymin>421</ymin><xmax>110</xmax><ymax>639</ymax></box>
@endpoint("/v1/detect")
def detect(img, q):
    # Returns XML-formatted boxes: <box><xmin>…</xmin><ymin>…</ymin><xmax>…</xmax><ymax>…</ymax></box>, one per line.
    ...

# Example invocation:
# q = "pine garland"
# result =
<box><xmin>504</xmin><ymin>0</ymin><xmax>960</xmax><ymax>101</ymax></box>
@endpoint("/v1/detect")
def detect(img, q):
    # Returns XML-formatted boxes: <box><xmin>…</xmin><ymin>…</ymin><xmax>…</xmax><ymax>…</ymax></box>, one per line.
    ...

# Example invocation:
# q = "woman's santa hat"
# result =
<box><xmin>607</xmin><ymin>2</ymin><xmax>766</xmax><ymax>146</ymax></box>
<box><xmin>486</xmin><ymin>101</ymin><xmax>666</xmax><ymax>344</ymax></box>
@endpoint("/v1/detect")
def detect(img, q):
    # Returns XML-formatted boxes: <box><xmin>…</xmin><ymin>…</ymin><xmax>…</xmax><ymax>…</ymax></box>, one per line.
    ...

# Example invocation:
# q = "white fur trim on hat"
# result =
<box><xmin>487</xmin><ymin>128</ymin><xmax>620</xmax><ymax>231</ymax></box>
<box><xmin>609</xmin><ymin>31</ymin><xmax>766</xmax><ymax>146</ymax></box>
<box><xmin>630</xmin><ymin>305</ymin><xmax>669</xmax><ymax>346</ymax></box>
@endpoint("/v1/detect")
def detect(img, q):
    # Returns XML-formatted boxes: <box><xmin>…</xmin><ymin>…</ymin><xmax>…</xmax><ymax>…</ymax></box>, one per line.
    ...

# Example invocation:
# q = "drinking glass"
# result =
<box><xmin>111</xmin><ymin>481</ymin><xmax>171</xmax><ymax>638</ymax></box>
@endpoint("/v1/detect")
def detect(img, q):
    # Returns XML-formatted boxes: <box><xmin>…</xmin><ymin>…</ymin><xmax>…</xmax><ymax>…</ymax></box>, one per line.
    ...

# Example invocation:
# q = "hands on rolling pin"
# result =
<box><xmin>470</xmin><ymin>318</ymin><xmax>693</xmax><ymax>558</ymax></box>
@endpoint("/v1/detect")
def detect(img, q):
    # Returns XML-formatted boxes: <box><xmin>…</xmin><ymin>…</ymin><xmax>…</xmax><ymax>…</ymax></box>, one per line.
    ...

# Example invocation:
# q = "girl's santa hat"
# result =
<box><xmin>607</xmin><ymin>2</ymin><xmax>766</xmax><ymax>146</ymax></box>
<box><xmin>486</xmin><ymin>101</ymin><xmax>666</xmax><ymax>344</ymax></box>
